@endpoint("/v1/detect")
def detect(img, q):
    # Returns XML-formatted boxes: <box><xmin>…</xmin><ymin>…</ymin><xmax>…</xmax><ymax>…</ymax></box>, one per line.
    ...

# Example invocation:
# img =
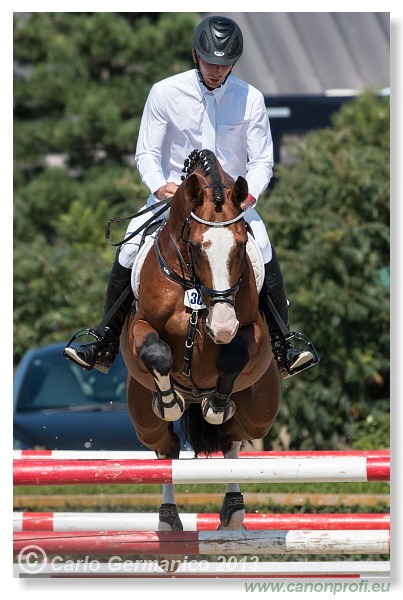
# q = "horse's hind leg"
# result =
<box><xmin>218</xmin><ymin>441</ymin><xmax>246</xmax><ymax>530</ymax></box>
<box><xmin>159</xmin><ymin>483</ymin><xmax>183</xmax><ymax>531</ymax></box>
<box><xmin>157</xmin><ymin>479</ymin><xmax>184</xmax><ymax>572</ymax></box>
<box><xmin>217</xmin><ymin>363</ymin><xmax>281</xmax><ymax>530</ymax></box>
<box><xmin>127</xmin><ymin>376</ymin><xmax>184</xmax><ymax>571</ymax></box>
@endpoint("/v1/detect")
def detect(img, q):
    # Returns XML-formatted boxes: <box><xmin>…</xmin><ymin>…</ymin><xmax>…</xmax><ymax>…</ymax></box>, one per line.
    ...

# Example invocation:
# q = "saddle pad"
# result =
<box><xmin>131</xmin><ymin>235</ymin><xmax>154</xmax><ymax>299</ymax></box>
<box><xmin>246</xmin><ymin>233</ymin><xmax>265</xmax><ymax>293</ymax></box>
<box><xmin>132</xmin><ymin>232</ymin><xmax>265</xmax><ymax>298</ymax></box>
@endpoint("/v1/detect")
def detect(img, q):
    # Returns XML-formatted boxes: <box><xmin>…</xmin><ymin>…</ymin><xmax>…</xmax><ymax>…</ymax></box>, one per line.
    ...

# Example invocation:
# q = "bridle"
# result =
<box><xmin>187</xmin><ymin>209</ymin><xmax>245</xmax><ymax>307</ymax></box>
<box><xmin>154</xmin><ymin>204</ymin><xmax>246</xmax><ymax>308</ymax></box>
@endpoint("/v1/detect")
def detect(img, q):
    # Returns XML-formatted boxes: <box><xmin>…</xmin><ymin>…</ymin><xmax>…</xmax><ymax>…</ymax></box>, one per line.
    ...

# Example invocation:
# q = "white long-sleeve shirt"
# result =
<box><xmin>135</xmin><ymin>69</ymin><xmax>274</xmax><ymax>204</ymax></box>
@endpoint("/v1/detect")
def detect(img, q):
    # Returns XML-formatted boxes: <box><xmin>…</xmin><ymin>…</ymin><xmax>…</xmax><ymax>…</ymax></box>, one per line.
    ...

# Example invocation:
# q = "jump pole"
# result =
<box><xmin>13</xmin><ymin>512</ymin><xmax>390</xmax><ymax>532</ymax></box>
<box><xmin>13</xmin><ymin>529</ymin><xmax>390</xmax><ymax>556</ymax></box>
<box><xmin>13</xmin><ymin>456</ymin><xmax>389</xmax><ymax>485</ymax></box>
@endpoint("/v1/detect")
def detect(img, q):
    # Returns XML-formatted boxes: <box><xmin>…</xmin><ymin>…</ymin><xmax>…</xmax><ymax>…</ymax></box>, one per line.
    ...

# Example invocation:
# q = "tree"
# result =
<box><xmin>259</xmin><ymin>92</ymin><xmax>390</xmax><ymax>449</ymax></box>
<box><xmin>14</xmin><ymin>12</ymin><xmax>198</xmax><ymax>363</ymax></box>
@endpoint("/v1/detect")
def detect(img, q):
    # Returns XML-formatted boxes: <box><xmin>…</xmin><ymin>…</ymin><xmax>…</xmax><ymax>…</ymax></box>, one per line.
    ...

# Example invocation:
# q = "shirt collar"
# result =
<box><xmin>193</xmin><ymin>69</ymin><xmax>228</xmax><ymax>104</ymax></box>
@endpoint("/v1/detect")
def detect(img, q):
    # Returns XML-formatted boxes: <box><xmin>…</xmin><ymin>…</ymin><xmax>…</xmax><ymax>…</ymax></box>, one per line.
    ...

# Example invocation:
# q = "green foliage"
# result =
<box><xmin>14</xmin><ymin>12</ymin><xmax>197</xmax><ymax>361</ymax></box>
<box><xmin>260</xmin><ymin>93</ymin><xmax>390</xmax><ymax>450</ymax></box>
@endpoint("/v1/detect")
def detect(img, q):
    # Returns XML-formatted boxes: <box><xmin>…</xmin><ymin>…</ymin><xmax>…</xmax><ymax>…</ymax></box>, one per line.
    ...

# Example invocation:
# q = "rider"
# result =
<box><xmin>64</xmin><ymin>15</ymin><xmax>315</xmax><ymax>378</ymax></box>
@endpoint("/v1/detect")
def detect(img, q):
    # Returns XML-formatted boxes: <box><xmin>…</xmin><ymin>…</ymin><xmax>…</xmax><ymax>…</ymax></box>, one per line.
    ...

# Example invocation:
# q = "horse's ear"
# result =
<box><xmin>185</xmin><ymin>173</ymin><xmax>204</xmax><ymax>208</ymax></box>
<box><xmin>231</xmin><ymin>176</ymin><xmax>249</xmax><ymax>211</ymax></box>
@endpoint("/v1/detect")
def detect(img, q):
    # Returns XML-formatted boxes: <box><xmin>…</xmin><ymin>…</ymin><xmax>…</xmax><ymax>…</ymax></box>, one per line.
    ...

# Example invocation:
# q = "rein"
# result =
<box><xmin>105</xmin><ymin>199</ymin><xmax>172</xmax><ymax>247</ymax></box>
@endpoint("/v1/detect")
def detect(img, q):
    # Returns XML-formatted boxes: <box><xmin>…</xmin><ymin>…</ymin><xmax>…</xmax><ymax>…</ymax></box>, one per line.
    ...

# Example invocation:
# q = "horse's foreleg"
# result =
<box><xmin>218</xmin><ymin>441</ymin><xmax>246</xmax><ymax>530</ymax></box>
<box><xmin>202</xmin><ymin>335</ymin><xmax>249</xmax><ymax>425</ymax></box>
<box><xmin>139</xmin><ymin>332</ymin><xmax>185</xmax><ymax>422</ymax></box>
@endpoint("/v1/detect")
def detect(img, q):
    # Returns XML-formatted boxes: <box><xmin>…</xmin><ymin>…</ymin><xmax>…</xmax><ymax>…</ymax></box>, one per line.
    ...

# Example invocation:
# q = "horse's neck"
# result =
<box><xmin>236</xmin><ymin>260</ymin><xmax>260</xmax><ymax>322</ymax></box>
<box><xmin>160</xmin><ymin>218</ymin><xmax>188</xmax><ymax>266</ymax></box>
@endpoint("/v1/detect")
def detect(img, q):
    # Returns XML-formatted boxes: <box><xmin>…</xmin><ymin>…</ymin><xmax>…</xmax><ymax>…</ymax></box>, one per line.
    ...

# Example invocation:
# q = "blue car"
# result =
<box><xmin>13</xmin><ymin>342</ymin><xmax>188</xmax><ymax>451</ymax></box>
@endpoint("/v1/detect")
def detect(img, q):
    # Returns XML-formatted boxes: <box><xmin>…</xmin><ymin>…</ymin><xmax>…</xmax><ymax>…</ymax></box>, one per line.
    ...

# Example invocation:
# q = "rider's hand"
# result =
<box><xmin>247</xmin><ymin>194</ymin><xmax>257</xmax><ymax>209</ymax></box>
<box><xmin>154</xmin><ymin>182</ymin><xmax>179</xmax><ymax>199</ymax></box>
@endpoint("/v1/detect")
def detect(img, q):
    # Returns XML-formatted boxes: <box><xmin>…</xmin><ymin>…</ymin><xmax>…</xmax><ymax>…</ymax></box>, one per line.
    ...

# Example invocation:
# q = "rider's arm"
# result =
<box><xmin>244</xmin><ymin>91</ymin><xmax>274</xmax><ymax>203</ymax></box>
<box><xmin>135</xmin><ymin>84</ymin><xmax>168</xmax><ymax>197</ymax></box>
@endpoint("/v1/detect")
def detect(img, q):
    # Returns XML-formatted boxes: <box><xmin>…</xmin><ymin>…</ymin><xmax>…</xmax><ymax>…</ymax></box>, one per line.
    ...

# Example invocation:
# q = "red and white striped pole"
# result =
<box><xmin>13</xmin><ymin>511</ymin><xmax>390</xmax><ymax>532</ymax></box>
<box><xmin>13</xmin><ymin>529</ymin><xmax>390</xmax><ymax>556</ymax></box>
<box><xmin>13</xmin><ymin>456</ymin><xmax>390</xmax><ymax>485</ymax></box>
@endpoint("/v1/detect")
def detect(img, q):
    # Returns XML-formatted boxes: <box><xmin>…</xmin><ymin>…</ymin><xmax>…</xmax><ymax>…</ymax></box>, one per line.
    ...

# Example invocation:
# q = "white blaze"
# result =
<box><xmin>203</xmin><ymin>227</ymin><xmax>233</xmax><ymax>289</ymax></box>
<box><xmin>203</xmin><ymin>228</ymin><xmax>239</xmax><ymax>344</ymax></box>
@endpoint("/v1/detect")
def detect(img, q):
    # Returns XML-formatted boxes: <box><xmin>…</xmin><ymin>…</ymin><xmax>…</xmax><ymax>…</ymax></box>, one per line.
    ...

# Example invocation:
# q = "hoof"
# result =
<box><xmin>218</xmin><ymin>519</ymin><xmax>246</xmax><ymax>531</ymax></box>
<box><xmin>158</xmin><ymin>503</ymin><xmax>183</xmax><ymax>531</ymax></box>
<box><xmin>201</xmin><ymin>397</ymin><xmax>236</xmax><ymax>425</ymax></box>
<box><xmin>152</xmin><ymin>390</ymin><xmax>185</xmax><ymax>421</ymax></box>
<box><xmin>219</xmin><ymin>492</ymin><xmax>245</xmax><ymax>529</ymax></box>
<box><xmin>157</xmin><ymin>503</ymin><xmax>184</xmax><ymax>572</ymax></box>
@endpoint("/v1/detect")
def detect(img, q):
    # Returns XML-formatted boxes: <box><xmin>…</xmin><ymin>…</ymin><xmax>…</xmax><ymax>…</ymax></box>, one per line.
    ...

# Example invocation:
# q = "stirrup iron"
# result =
<box><xmin>63</xmin><ymin>328</ymin><xmax>103</xmax><ymax>371</ymax></box>
<box><xmin>279</xmin><ymin>331</ymin><xmax>320</xmax><ymax>378</ymax></box>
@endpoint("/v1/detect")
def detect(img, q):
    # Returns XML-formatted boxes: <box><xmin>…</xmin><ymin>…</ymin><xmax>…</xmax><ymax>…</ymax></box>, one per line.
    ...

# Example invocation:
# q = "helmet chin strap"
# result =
<box><xmin>193</xmin><ymin>52</ymin><xmax>234</xmax><ymax>90</ymax></box>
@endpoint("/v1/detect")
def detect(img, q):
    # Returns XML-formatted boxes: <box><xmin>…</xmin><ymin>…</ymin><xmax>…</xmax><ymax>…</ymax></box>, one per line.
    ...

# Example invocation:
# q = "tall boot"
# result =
<box><xmin>260</xmin><ymin>246</ymin><xmax>313</xmax><ymax>378</ymax></box>
<box><xmin>63</xmin><ymin>252</ymin><xmax>134</xmax><ymax>374</ymax></box>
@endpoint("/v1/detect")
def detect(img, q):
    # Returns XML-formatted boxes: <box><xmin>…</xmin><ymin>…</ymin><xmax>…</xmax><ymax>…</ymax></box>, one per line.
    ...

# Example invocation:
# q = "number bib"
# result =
<box><xmin>184</xmin><ymin>288</ymin><xmax>206</xmax><ymax>310</ymax></box>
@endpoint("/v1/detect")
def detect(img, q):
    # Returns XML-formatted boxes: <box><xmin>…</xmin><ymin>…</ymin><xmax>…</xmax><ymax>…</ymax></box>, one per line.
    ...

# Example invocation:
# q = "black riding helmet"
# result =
<box><xmin>193</xmin><ymin>16</ymin><xmax>243</xmax><ymax>66</ymax></box>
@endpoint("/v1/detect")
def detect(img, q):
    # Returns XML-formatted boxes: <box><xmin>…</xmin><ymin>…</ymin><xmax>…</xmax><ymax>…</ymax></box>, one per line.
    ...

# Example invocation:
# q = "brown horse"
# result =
<box><xmin>121</xmin><ymin>149</ymin><xmax>280</xmax><ymax>534</ymax></box>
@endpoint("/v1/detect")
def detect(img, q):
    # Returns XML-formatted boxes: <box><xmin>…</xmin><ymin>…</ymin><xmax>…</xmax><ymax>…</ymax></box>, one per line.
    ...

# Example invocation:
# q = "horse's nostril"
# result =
<box><xmin>205</xmin><ymin>324</ymin><xmax>215</xmax><ymax>340</ymax></box>
<box><xmin>205</xmin><ymin>325</ymin><xmax>230</xmax><ymax>344</ymax></box>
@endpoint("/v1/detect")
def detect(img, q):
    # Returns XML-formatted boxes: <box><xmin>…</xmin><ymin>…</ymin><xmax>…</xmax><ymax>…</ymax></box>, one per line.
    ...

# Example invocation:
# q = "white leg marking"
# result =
<box><xmin>153</xmin><ymin>371</ymin><xmax>174</xmax><ymax>398</ymax></box>
<box><xmin>152</xmin><ymin>371</ymin><xmax>184</xmax><ymax>421</ymax></box>
<box><xmin>162</xmin><ymin>483</ymin><xmax>176</xmax><ymax>504</ymax></box>
<box><xmin>224</xmin><ymin>441</ymin><xmax>241</xmax><ymax>493</ymax></box>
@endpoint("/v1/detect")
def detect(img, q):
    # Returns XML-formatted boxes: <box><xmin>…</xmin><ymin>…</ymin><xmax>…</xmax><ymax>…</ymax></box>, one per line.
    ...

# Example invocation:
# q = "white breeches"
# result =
<box><xmin>118</xmin><ymin>201</ymin><xmax>272</xmax><ymax>268</ymax></box>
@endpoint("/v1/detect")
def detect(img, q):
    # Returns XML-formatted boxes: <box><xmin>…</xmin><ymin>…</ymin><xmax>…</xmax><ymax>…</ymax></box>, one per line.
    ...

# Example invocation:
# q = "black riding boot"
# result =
<box><xmin>260</xmin><ymin>247</ymin><xmax>313</xmax><ymax>378</ymax></box>
<box><xmin>63</xmin><ymin>253</ymin><xmax>134</xmax><ymax>374</ymax></box>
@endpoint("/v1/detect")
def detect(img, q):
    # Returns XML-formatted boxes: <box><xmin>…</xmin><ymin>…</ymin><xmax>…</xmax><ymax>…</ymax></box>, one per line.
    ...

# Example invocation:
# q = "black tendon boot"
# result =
<box><xmin>63</xmin><ymin>253</ymin><xmax>134</xmax><ymax>374</ymax></box>
<box><xmin>260</xmin><ymin>247</ymin><xmax>314</xmax><ymax>378</ymax></box>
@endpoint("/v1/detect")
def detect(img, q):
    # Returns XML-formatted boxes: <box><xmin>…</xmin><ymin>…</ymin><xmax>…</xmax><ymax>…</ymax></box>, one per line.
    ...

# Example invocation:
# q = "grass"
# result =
<box><xmin>13</xmin><ymin>481</ymin><xmax>390</xmax><ymax>495</ymax></box>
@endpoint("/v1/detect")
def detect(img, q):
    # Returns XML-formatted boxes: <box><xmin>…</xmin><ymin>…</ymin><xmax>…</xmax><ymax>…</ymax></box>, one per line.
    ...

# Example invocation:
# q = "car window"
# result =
<box><xmin>16</xmin><ymin>353</ymin><xmax>128</xmax><ymax>411</ymax></box>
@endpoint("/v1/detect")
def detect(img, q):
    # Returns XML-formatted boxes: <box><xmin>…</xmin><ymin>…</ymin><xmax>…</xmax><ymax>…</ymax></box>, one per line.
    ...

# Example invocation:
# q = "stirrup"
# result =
<box><xmin>63</xmin><ymin>328</ymin><xmax>104</xmax><ymax>371</ymax></box>
<box><xmin>278</xmin><ymin>332</ymin><xmax>320</xmax><ymax>378</ymax></box>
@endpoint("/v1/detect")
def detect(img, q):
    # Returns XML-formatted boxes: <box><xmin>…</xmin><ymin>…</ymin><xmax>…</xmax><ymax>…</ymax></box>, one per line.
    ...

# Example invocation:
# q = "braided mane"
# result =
<box><xmin>181</xmin><ymin>149</ymin><xmax>225</xmax><ymax>209</ymax></box>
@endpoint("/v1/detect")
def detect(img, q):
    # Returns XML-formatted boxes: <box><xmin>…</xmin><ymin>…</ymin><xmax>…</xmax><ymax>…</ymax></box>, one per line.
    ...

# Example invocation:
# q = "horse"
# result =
<box><xmin>120</xmin><ymin>149</ymin><xmax>280</xmax><ymax>541</ymax></box>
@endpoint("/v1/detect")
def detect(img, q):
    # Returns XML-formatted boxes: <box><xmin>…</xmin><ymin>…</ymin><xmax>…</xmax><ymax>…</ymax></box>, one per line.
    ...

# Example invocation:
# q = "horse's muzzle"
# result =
<box><xmin>205</xmin><ymin>302</ymin><xmax>239</xmax><ymax>344</ymax></box>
